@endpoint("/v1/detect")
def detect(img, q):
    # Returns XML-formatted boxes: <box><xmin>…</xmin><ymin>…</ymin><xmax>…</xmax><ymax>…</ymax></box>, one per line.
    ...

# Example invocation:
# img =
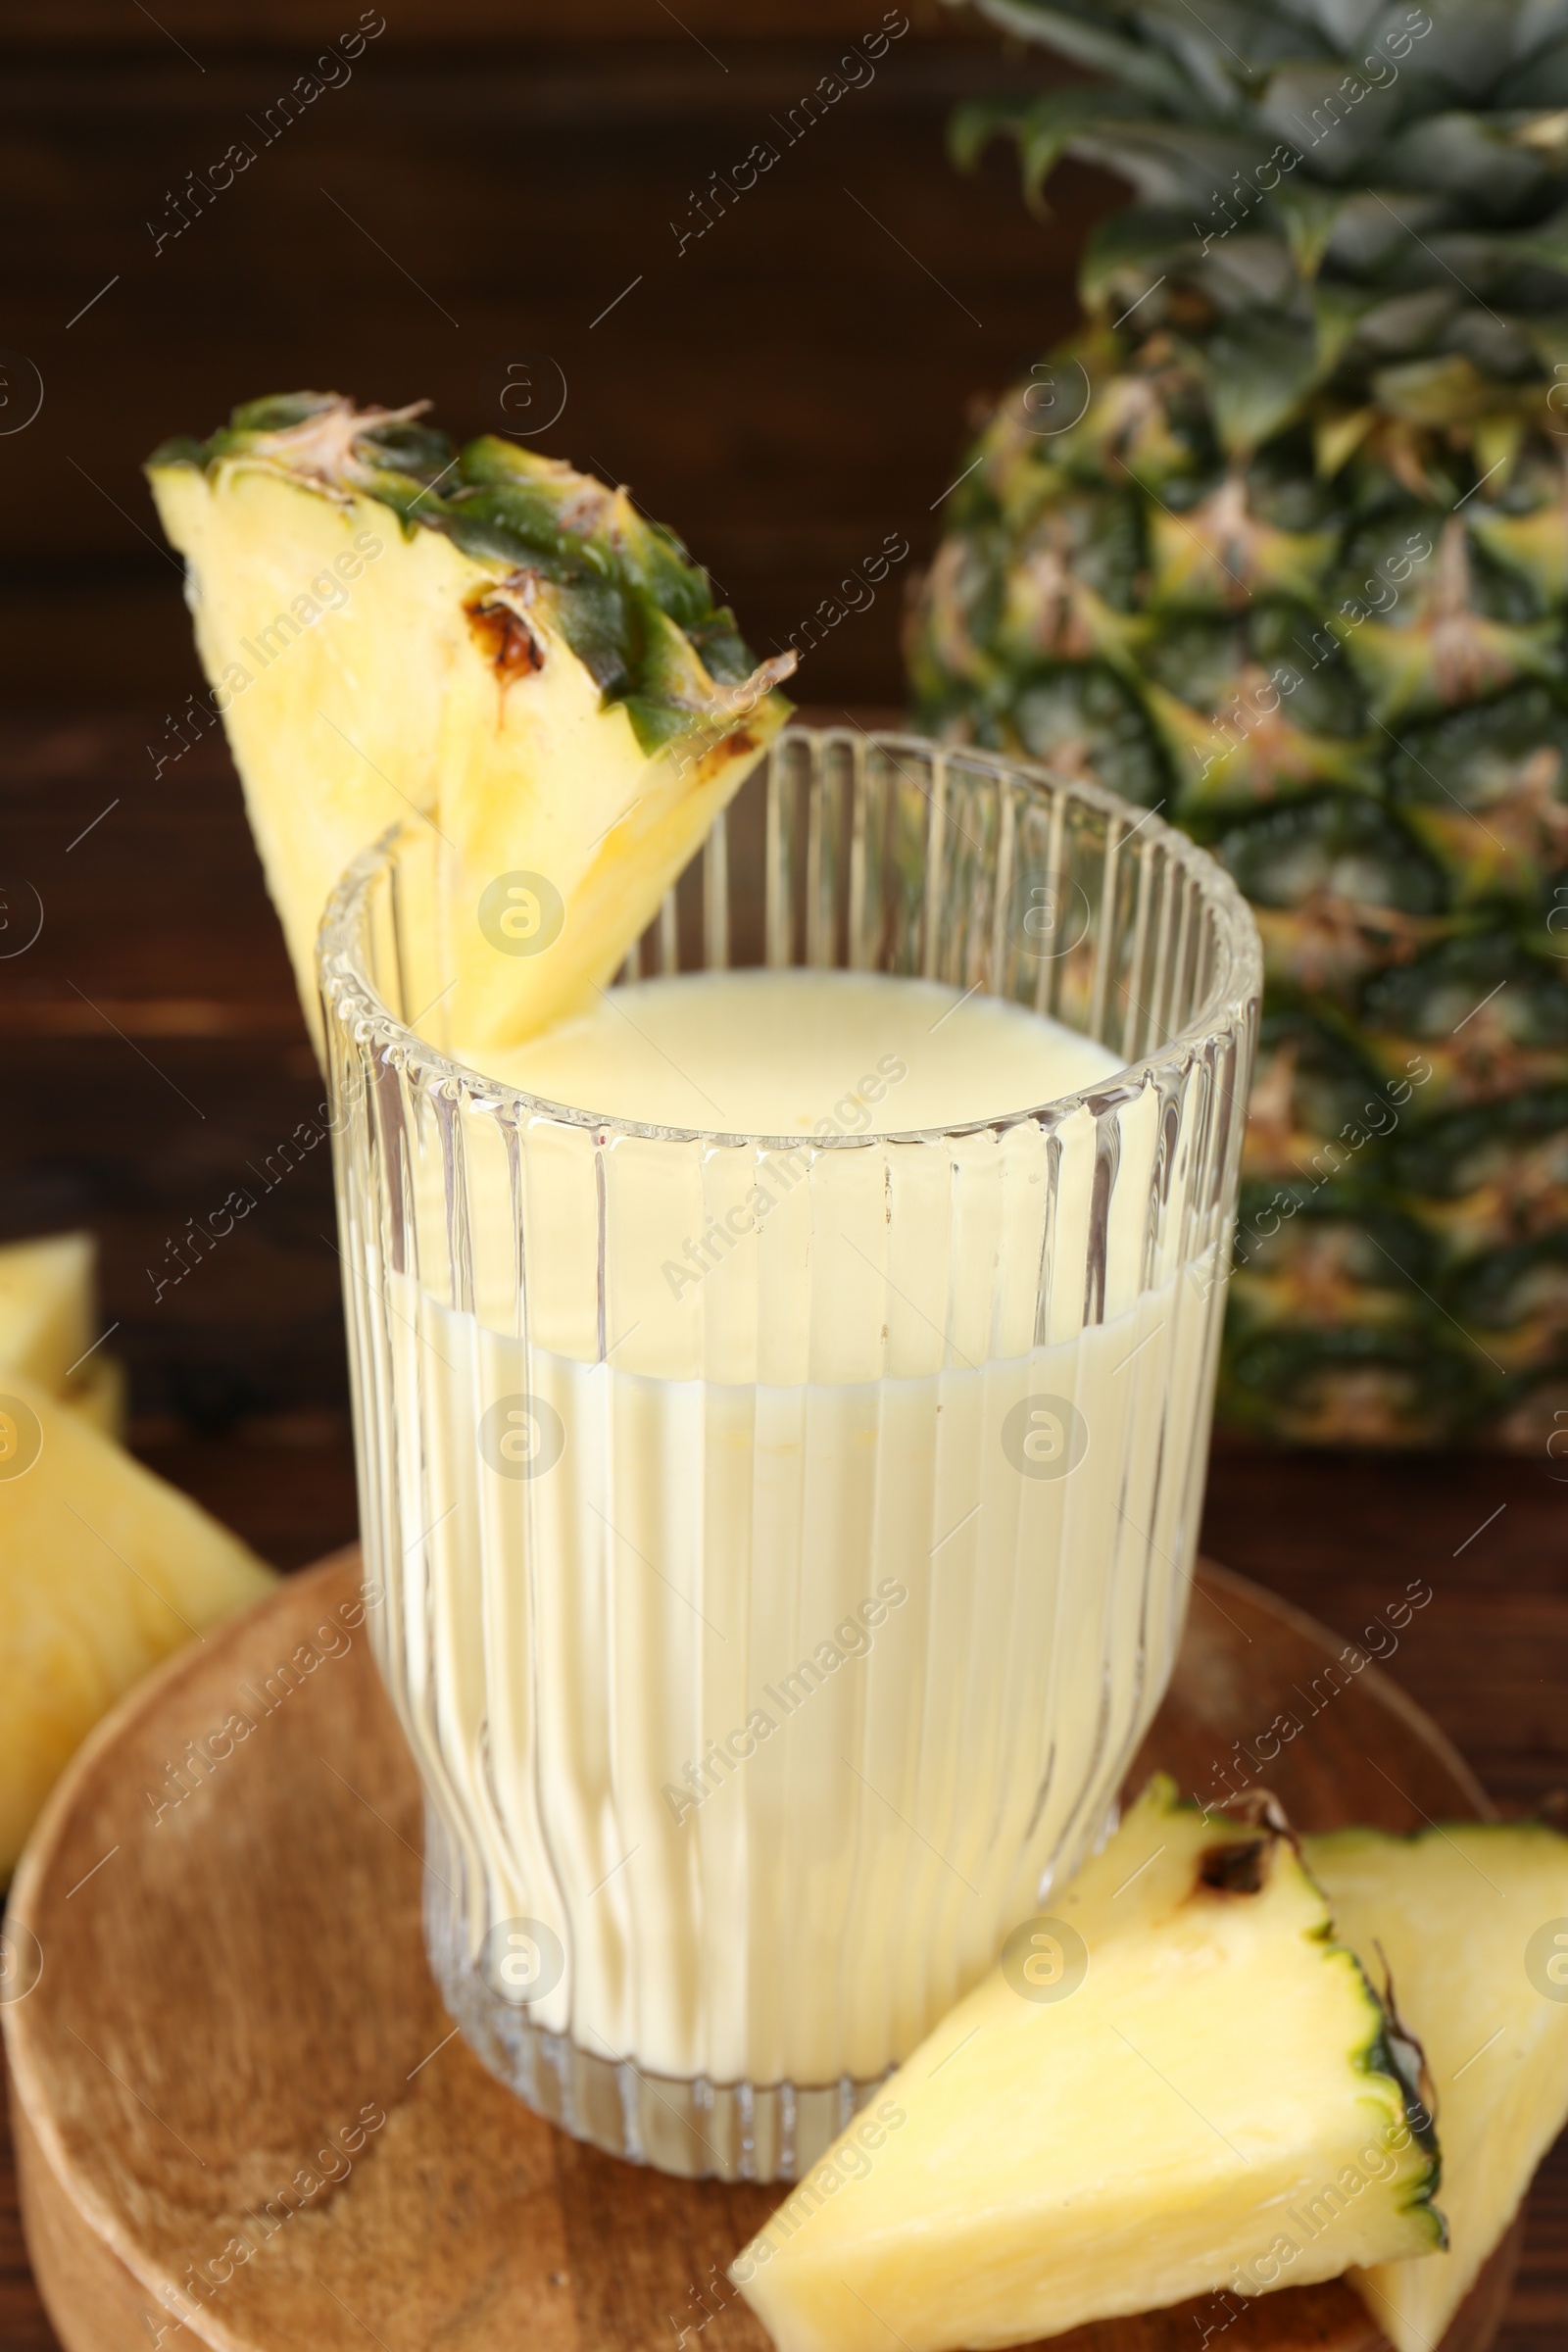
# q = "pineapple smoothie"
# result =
<box><xmin>377</xmin><ymin>967</ymin><xmax>1220</xmax><ymax>2095</ymax></box>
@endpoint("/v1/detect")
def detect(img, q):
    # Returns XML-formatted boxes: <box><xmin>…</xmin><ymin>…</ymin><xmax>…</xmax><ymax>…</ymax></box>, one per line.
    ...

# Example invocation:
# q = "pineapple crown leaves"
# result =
<box><xmin>147</xmin><ymin>392</ymin><xmax>794</xmax><ymax>755</ymax></box>
<box><xmin>951</xmin><ymin>0</ymin><xmax>1568</xmax><ymax>454</ymax></box>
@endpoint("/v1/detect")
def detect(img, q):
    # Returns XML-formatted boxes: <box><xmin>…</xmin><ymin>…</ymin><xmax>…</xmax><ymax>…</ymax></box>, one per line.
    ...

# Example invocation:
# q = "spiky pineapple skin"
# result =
<box><xmin>911</xmin><ymin>331</ymin><xmax>1568</xmax><ymax>1446</ymax></box>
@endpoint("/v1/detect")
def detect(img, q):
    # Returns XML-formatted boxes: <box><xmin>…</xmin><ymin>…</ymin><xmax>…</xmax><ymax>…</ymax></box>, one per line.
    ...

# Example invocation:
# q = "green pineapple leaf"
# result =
<box><xmin>1199</xmin><ymin>317</ymin><xmax>1323</xmax><ymax>454</ymax></box>
<box><xmin>1079</xmin><ymin>208</ymin><xmax>1204</xmax><ymax>309</ymax></box>
<box><xmin>957</xmin><ymin>0</ymin><xmax>1206</xmax><ymax>107</ymax></box>
<box><xmin>1270</xmin><ymin>179</ymin><xmax>1360</xmax><ymax>280</ymax></box>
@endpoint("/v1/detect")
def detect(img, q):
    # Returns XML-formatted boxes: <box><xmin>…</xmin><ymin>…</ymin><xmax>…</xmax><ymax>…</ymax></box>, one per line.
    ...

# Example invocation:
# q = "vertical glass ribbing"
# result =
<box><xmin>320</xmin><ymin>728</ymin><xmax>1260</xmax><ymax>2182</ymax></box>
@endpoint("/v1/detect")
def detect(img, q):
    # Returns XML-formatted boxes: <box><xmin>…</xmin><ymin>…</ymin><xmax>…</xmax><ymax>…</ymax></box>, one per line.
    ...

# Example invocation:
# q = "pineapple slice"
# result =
<box><xmin>0</xmin><ymin>1232</ymin><xmax>96</xmax><ymax>1396</ymax></box>
<box><xmin>732</xmin><ymin>1779</ymin><xmax>1442</xmax><ymax>2352</ymax></box>
<box><xmin>0</xmin><ymin>1373</ymin><xmax>275</xmax><ymax>1879</ymax></box>
<box><xmin>148</xmin><ymin>394</ymin><xmax>794</xmax><ymax>1060</ymax></box>
<box><xmin>1307</xmin><ymin>1821</ymin><xmax>1568</xmax><ymax>2352</ymax></box>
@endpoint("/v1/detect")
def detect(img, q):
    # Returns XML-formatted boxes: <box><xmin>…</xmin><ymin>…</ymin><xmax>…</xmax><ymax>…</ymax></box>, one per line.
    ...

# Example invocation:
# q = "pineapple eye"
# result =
<box><xmin>1198</xmin><ymin>1837</ymin><xmax>1271</xmax><ymax>1893</ymax></box>
<box><xmin>467</xmin><ymin>592</ymin><xmax>547</xmax><ymax>682</ymax></box>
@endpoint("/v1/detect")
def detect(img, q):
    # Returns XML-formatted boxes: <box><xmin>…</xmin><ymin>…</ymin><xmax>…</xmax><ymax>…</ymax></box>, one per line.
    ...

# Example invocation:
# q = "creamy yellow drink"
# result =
<box><xmin>379</xmin><ymin>968</ymin><xmax>1218</xmax><ymax>2100</ymax></box>
<box><xmin>475</xmin><ymin>967</ymin><xmax>1117</xmax><ymax>1135</ymax></box>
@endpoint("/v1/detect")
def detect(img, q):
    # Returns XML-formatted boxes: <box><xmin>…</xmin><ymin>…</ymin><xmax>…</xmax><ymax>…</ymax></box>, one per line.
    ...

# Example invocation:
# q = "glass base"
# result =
<box><xmin>422</xmin><ymin>1823</ymin><xmax>881</xmax><ymax>2181</ymax></box>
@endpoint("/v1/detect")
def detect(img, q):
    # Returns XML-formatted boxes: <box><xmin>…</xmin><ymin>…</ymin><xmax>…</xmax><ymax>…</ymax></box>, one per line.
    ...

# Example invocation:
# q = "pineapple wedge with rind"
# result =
<box><xmin>148</xmin><ymin>393</ymin><xmax>794</xmax><ymax>1059</ymax></box>
<box><xmin>0</xmin><ymin>1373</ymin><xmax>275</xmax><ymax>1880</ymax></box>
<box><xmin>1307</xmin><ymin>1820</ymin><xmax>1568</xmax><ymax>2352</ymax></box>
<box><xmin>733</xmin><ymin>1778</ymin><xmax>1442</xmax><ymax>2352</ymax></box>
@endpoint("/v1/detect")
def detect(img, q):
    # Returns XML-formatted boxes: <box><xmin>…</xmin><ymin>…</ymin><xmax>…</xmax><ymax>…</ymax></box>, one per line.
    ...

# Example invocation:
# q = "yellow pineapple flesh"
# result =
<box><xmin>1307</xmin><ymin>1820</ymin><xmax>1568</xmax><ymax>2352</ymax></box>
<box><xmin>0</xmin><ymin>1230</ymin><xmax>128</xmax><ymax>1439</ymax></box>
<box><xmin>0</xmin><ymin>1233</ymin><xmax>95</xmax><ymax>1396</ymax></box>
<box><xmin>0</xmin><ymin>1375</ymin><xmax>275</xmax><ymax>1878</ymax></box>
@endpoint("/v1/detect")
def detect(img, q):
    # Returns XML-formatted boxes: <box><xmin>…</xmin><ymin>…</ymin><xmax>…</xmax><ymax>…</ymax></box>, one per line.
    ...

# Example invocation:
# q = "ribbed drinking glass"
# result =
<box><xmin>318</xmin><ymin>726</ymin><xmax>1261</xmax><ymax>2182</ymax></box>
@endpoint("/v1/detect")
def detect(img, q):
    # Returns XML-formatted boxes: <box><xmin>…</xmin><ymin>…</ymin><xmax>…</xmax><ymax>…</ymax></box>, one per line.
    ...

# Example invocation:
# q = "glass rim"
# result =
<box><xmin>317</xmin><ymin>725</ymin><xmax>1263</xmax><ymax>1152</ymax></box>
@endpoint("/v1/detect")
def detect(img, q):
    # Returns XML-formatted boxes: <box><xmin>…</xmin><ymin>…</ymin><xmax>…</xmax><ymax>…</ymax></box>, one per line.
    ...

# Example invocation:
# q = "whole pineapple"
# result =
<box><xmin>910</xmin><ymin>0</ymin><xmax>1568</xmax><ymax>1446</ymax></box>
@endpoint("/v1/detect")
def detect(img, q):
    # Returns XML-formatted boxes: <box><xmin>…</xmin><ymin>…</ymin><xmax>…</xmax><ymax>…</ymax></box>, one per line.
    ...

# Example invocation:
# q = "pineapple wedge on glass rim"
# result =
<box><xmin>148</xmin><ymin>394</ymin><xmax>795</xmax><ymax>1061</ymax></box>
<box><xmin>732</xmin><ymin>1779</ymin><xmax>1443</xmax><ymax>2352</ymax></box>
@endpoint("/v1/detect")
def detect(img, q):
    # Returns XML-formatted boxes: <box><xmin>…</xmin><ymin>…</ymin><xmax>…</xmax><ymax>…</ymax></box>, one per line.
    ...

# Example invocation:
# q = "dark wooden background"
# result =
<box><xmin>0</xmin><ymin>0</ymin><xmax>1102</xmax><ymax>716</ymax></box>
<box><xmin>2</xmin><ymin>5</ymin><xmax>1566</xmax><ymax>2348</ymax></box>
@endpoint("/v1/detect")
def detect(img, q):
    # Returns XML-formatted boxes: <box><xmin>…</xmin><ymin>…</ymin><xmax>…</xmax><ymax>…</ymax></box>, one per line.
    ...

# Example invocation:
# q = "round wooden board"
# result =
<box><xmin>3</xmin><ymin>1551</ymin><xmax>1522</xmax><ymax>2352</ymax></box>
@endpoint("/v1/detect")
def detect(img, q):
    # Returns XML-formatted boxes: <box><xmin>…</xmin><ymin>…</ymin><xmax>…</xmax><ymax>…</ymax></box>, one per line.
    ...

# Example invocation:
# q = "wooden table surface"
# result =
<box><xmin>2</xmin><ymin>714</ymin><xmax>1566</xmax><ymax>2350</ymax></box>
